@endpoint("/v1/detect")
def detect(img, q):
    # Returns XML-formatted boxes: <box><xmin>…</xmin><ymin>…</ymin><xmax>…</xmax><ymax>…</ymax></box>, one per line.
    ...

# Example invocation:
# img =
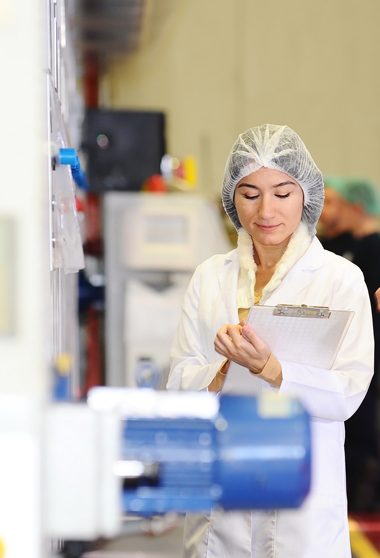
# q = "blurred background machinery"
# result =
<box><xmin>103</xmin><ymin>192</ymin><xmax>230</xmax><ymax>388</ymax></box>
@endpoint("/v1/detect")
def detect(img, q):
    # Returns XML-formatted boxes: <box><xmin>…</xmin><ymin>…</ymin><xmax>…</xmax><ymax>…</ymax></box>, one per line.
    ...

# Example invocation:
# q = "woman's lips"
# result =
<box><xmin>256</xmin><ymin>224</ymin><xmax>280</xmax><ymax>232</ymax></box>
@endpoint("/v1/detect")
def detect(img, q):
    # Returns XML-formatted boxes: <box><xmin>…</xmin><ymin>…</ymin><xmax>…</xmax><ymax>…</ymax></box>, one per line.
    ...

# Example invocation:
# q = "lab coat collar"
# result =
<box><xmin>223</xmin><ymin>235</ymin><xmax>325</xmax><ymax>271</ymax></box>
<box><xmin>220</xmin><ymin>235</ymin><xmax>326</xmax><ymax>312</ymax></box>
<box><xmin>296</xmin><ymin>235</ymin><xmax>325</xmax><ymax>271</ymax></box>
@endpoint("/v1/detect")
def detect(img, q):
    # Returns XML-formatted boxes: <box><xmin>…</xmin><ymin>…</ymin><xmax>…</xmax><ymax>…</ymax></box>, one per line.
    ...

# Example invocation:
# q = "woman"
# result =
<box><xmin>167</xmin><ymin>124</ymin><xmax>374</xmax><ymax>557</ymax></box>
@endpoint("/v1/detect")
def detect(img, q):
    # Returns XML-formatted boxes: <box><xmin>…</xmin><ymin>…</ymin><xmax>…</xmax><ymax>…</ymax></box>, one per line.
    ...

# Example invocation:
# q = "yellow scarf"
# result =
<box><xmin>236</xmin><ymin>221</ymin><xmax>312</xmax><ymax>308</ymax></box>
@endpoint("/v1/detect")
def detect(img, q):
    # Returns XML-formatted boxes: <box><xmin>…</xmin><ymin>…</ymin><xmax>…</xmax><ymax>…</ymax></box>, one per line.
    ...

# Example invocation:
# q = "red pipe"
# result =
<box><xmin>82</xmin><ymin>50</ymin><xmax>103</xmax><ymax>393</ymax></box>
<box><xmin>83</xmin><ymin>52</ymin><xmax>99</xmax><ymax>109</ymax></box>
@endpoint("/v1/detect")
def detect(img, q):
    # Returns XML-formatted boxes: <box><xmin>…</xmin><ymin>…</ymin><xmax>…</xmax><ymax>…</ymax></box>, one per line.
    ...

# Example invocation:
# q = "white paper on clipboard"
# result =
<box><xmin>222</xmin><ymin>304</ymin><xmax>354</xmax><ymax>395</ymax></box>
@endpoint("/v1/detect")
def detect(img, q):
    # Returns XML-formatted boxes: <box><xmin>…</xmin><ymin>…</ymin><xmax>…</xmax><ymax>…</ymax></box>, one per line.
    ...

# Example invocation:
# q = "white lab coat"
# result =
<box><xmin>167</xmin><ymin>237</ymin><xmax>374</xmax><ymax>558</ymax></box>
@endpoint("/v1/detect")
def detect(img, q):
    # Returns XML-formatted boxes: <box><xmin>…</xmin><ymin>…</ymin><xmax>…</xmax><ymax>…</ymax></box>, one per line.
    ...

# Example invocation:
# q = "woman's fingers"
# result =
<box><xmin>226</xmin><ymin>324</ymin><xmax>243</xmax><ymax>344</ymax></box>
<box><xmin>214</xmin><ymin>325</ymin><xmax>233</xmax><ymax>355</ymax></box>
<box><xmin>214</xmin><ymin>337</ymin><xmax>229</xmax><ymax>355</ymax></box>
<box><xmin>215</xmin><ymin>323</ymin><xmax>271</xmax><ymax>370</ymax></box>
<box><xmin>215</xmin><ymin>324</ymin><xmax>242</xmax><ymax>357</ymax></box>
<box><xmin>242</xmin><ymin>324</ymin><xmax>265</xmax><ymax>349</ymax></box>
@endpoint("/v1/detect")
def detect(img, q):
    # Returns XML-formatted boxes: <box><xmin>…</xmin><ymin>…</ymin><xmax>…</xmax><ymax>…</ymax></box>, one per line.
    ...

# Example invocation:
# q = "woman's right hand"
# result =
<box><xmin>214</xmin><ymin>323</ymin><xmax>282</xmax><ymax>387</ymax></box>
<box><xmin>214</xmin><ymin>323</ymin><xmax>271</xmax><ymax>373</ymax></box>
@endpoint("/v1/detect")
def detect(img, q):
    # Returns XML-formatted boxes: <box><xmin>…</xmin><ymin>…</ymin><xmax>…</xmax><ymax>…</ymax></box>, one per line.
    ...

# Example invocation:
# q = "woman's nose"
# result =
<box><xmin>258</xmin><ymin>195</ymin><xmax>275</xmax><ymax>219</ymax></box>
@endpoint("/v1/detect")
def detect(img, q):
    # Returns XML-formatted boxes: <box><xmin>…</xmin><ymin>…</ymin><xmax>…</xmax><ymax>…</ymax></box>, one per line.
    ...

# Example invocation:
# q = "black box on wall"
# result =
<box><xmin>82</xmin><ymin>108</ymin><xmax>166</xmax><ymax>192</ymax></box>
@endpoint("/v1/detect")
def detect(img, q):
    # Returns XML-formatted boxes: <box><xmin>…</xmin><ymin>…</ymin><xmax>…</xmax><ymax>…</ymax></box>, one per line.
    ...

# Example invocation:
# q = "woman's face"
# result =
<box><xmin>234</xmin><ymin>167</ymin><xmax>304</xmax><ymax>247</ymax></box>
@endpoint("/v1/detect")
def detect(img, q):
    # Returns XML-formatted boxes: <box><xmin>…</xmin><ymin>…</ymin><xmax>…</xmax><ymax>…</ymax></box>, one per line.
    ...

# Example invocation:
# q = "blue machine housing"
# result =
<box><xmin>121</xmin><ymin>394</ymin><xmax>311</xmax><ymax>514</ymax></box>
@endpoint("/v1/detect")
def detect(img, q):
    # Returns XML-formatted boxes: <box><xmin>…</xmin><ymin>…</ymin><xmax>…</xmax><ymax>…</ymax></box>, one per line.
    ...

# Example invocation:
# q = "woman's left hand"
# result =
<box><xmin>214</xmin><ymin>322</ymin><xmax>271</xmax><ymax>373</ymax></box>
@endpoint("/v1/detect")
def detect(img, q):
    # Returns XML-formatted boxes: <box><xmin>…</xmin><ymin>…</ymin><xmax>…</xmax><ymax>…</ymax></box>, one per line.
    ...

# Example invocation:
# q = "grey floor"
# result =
<box><xmin>84</xmin><ymin>517</ymin><xmax>185</xmax><ymax>558</ymax></box>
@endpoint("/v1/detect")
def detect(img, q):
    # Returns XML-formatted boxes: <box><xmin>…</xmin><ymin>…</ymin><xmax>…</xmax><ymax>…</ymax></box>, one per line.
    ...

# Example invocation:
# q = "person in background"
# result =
<box><xmin>319</xmin><ymin>177</ymin><xmax>380</xmax><ymax>512</ymax></box>
<box><xmin>317</xmin><ymin>180</ymin><xmax>355</xmax><ymax>259</ymax></box>
<box><xmin>167</xmin><ymin>124</ymin><xmax>374</xmax><ymax>557</ymax></box>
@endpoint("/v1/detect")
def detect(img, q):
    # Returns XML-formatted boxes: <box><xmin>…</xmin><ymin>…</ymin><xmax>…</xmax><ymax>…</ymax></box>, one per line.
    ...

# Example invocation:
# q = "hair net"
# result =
<box><xmin>222</xmin><ymin>124</ymin><xmax>324</xmax><ymax>233</ymax></box>
<box><xmin>325</xmin><ymin>176</ymin><xmax>380</xmax><ymax>216</ymax></box>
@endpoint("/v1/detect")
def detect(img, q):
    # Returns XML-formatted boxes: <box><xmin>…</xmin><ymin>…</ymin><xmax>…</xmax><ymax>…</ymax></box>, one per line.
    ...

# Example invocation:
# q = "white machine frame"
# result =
<box><xmin>0</xmin><ymin>1</ymin><xmax>85</xmax><ymax>556</ymax></box>
<box><xmin>104</xmin><ymin>192</ymin><xmax>231</xmax><ymax>387</ymax></box>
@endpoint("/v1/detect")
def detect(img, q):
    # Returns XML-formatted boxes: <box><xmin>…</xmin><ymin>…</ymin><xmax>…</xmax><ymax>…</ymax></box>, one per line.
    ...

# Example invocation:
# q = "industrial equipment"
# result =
<box><xmin>88</xmin><ymin>388</ymin><xmax>311</xmax><ymax>516</ymax></box>
<box><xmin>104</xmin><ymin>193</ymin><xmax>231</xmax><ymax>388</ymax></box>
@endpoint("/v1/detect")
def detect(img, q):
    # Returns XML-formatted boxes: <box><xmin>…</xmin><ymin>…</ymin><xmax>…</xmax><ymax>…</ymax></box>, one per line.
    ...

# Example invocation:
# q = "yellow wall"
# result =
<box><xmin>104</xmin><ymin>0</ymin><xmax>380</xmax><ymax>196</ymax></box>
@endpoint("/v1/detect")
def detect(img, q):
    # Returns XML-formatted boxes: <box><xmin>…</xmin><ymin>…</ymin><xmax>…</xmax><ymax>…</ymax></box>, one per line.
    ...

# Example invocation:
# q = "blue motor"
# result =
<box><xmin>89</xmin><ymin>388</ymin><xmax>311</xmax><ymax>515</ymax></box>
<box><xmin>89</xmin><ymin>389</ymin><xmax>311</xmax><ymax>515</ymax></box>
<box><xmin>216</xmin><ymin>394</ymin><xmax>310</xmax><ymax>510</ymax></box>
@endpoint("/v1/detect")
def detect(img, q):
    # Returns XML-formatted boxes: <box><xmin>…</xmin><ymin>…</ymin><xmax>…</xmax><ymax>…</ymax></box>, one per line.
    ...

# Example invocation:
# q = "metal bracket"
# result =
<box><xmin>273</xmin><ymin>304</ymin><xmax>331</xmax><ymax>319</ymax></box>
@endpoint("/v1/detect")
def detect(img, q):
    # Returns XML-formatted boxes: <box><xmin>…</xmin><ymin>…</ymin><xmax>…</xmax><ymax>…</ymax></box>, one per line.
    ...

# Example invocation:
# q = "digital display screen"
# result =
<box><xmin>144</xmin><ymin>214</ymin><xmax>188</xmax><ymax>244</ymax></box>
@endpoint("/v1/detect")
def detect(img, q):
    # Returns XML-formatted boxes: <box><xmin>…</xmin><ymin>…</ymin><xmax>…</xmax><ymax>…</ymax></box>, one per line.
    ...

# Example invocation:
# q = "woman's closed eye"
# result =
<box><xmin>243</xmin><ymin>192</ymin><xmax>291</xmax><ymax>200</ymax></box>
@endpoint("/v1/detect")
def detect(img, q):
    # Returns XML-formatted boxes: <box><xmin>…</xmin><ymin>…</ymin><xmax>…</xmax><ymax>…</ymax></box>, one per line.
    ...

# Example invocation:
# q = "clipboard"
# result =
<box><xmin>222</xmin><ymin>304</ymin><xmax>354</xmax><ymax>395</ymax></box>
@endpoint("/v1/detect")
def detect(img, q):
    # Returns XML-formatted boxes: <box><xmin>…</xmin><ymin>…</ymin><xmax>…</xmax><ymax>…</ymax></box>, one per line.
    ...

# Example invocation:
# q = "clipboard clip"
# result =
<box><xmin>273</xmin><ymin>304</ymin><xmax>331</xmax><ymax>319</ymax></box>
